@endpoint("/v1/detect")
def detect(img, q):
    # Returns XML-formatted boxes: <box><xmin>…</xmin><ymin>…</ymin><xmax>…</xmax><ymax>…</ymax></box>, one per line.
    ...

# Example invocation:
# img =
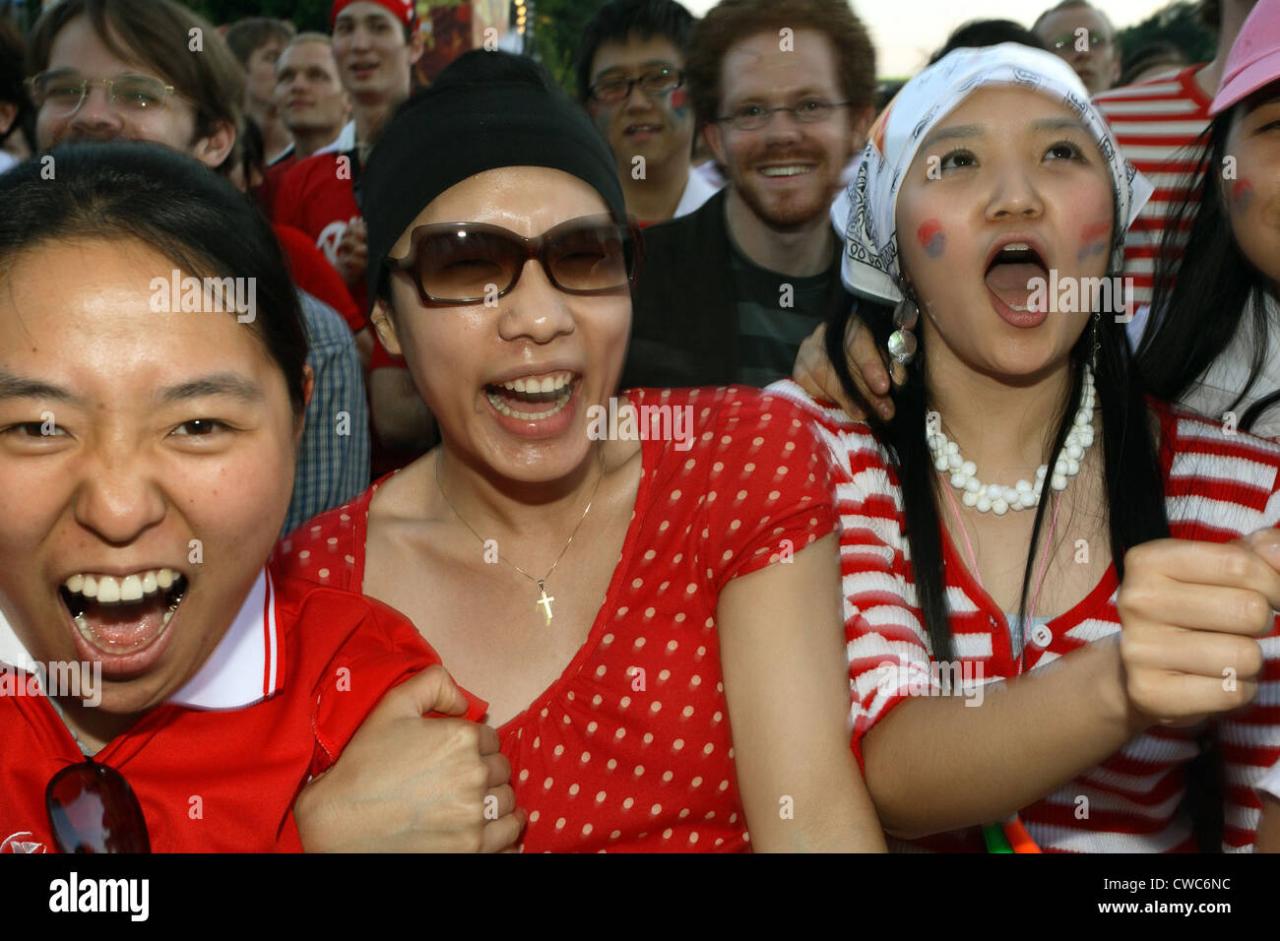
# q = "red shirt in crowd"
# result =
<box><xmin>0</xmin><ymin>570</ymin><xmax>485</xmax><ymax>854</ymax></box>
<box><xmin>272</xmin><ymin>386</ymin><xmax>838</xmax><ymax>852</ymax></box>
<box><xmin>272</xmin><ymin>151</ymin><xmax>367</xmax><ymax>317</ymax></box>
<box><xmin>256</xmin><ymin>151</ymin><xmax>299</xmax><ymax>219</ymax></box>
<box><xmin>273</xmin><ymin>223</ymin><xmax>363</xmax><ymax>334</ymax></box>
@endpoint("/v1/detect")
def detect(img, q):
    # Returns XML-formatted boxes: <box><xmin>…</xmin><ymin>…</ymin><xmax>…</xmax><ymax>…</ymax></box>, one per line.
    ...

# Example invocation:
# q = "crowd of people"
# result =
<box><xmin>0</xmin><ymin>0</ymin><xmax>1278</xmax><ymax>856</ymax></box>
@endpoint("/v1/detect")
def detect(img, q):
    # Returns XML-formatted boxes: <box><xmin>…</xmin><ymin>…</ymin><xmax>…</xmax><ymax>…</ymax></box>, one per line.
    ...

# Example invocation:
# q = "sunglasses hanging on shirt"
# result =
<box><xmin>46</xmin><ymin>759</ymin><xmax>151</xmax><ymax>853</ymax></box>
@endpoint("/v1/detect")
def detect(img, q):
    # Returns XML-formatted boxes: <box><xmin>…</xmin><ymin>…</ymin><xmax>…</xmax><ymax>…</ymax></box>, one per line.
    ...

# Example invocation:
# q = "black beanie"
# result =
<box><xmin>363</xmin><ymin>51</ymin><xmax>626</xmax><ymax>311</ymax></box>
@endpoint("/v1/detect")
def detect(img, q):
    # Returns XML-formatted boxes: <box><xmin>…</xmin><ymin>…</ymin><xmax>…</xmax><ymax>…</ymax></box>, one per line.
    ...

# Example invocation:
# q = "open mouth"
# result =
<box><xmin>625</xmin><ymin>123</ymin><xmax>663</xmax><ymax>136</ymax></box>
<box><xmin>350</xmin><ymin>62</ymin><xmax>378</xmax><ymax>80</ymax></box>
<box><xmin>58</xmin><ymin>568</ymin><xmax>188</xmax><ymax>658</ymax></box>
<box><xmin>985</xmin><ymin>242</ymin><xmax>1050</xmax><ymax>313</ymax></box>
<box><xmin>483</xmin><ymin>371</ymin><xmax>579</xmax><ymax>421</ymax></box>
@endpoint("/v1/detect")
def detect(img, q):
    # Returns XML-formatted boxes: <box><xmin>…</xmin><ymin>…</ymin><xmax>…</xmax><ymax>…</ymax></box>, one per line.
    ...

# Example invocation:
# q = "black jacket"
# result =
<box><xmin>622</xmin><ymin>188</ymin><xmax>851</xmax><ymax>389</ymax></box>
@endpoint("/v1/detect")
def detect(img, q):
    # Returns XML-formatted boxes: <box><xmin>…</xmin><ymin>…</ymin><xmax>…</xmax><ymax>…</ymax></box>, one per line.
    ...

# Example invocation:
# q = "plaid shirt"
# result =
<box><xmin>284</xmin><ymin>291</ymin><xmax>370</xmax><ymax>535</ymax></box>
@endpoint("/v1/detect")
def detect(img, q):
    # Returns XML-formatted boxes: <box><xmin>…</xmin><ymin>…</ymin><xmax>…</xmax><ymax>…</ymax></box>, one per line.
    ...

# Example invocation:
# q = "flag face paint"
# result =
<box><xmin>1077</xmin><ymin>220</ymin><xmax>1111</xmax><ymax>262</ymax></box>
<box><xmin>670</xmin><ymin>86</ymin><xmax>689</xmax><ymax>117</ymax></box>
<box><xmin>917</xmin><ymin>219</ymin><xmax>946</xmax><ymax>259</ymax></box>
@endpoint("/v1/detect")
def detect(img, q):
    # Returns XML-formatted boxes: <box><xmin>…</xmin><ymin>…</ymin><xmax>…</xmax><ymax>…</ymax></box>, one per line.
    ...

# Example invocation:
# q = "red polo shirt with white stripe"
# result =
<box><xmin>0</xmin><ymin>569</ymin><xmax>484</xmax><ymax>853</ymax></box>
<box><xmin>769</xmin><ymin>380</ymin><xmax>1280</xmax><ymax>853</ymax></box>
<box><xmin>1094</xmin><ymin>66</ymin><xmax>1214</xmax><ymax>309</ymax></box>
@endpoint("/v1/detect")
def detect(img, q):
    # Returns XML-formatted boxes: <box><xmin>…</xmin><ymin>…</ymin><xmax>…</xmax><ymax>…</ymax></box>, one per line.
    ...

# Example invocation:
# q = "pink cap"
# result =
<box><xmin>1212</xmin><ymin>0</ymin><xmax>1280</xmax><ymax>115</ymax></box>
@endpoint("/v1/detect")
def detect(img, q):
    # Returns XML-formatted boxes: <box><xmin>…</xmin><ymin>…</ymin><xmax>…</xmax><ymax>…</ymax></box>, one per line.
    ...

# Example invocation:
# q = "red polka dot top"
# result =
<box><xmin>272</xmin><ymin>387</ymin><xmax>838</xmax><ymax>852</ymax></box>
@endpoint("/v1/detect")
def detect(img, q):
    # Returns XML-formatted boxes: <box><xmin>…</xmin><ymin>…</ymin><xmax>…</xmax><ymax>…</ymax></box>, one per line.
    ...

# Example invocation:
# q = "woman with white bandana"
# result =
<box><xmin>768</xmin><ymin>44</ymin><xmax>1280</xmax><ymax>852</ymax></box>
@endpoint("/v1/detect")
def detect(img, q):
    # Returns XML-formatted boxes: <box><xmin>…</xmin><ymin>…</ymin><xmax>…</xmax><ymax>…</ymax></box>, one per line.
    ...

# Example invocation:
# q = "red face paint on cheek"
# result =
<box><xmin>1077</xmin><ymin>220</ymin><xmax>1111</xmax><ymax>262</ymax></box>
<box><xmin>670</xmin><ymin>87</ymin><xmax>689</xmax><ymax>111</ymax></box>
<box><xmin>917</xmin><ymin>219</ymin><xmax>946</xmax><ymax>259</ymax></box>
<box><xmin>1232</xmin><ymin>179</ymin><xmax>1255</xmax><ymax>211</ymax></box>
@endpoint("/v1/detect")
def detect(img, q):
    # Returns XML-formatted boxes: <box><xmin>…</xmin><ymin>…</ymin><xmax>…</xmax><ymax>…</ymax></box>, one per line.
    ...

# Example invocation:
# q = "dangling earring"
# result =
<box><xmin>888</xmin><ymin>294</ymin><xmax>920</xmax><ymax>367</ymax></box>
<box><xmin>1090</xmin><ymin>309</ymin><xmax>1100</xmax><ymax>374</ymax></box>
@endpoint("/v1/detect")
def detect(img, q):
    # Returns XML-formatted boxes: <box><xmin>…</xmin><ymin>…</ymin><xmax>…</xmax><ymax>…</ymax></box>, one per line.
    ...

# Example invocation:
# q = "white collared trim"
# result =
<box><xmin>314</xmin><ymin>120</ymin><xmax>356</xmax><ymax>157</ymax></box>
<box><xmin>0</xmin><ymin>568</ymin><xmax>281</xmax><ymax>711</ymax></box>
<box><xmin>172</xmin><ymin>569</ymin><xmax>280</xmax><ymax>710</ymax></box>
<box><xmin>0</xmin><ymin>602</ymin><xmax>41</xmax><ymax>675</ymax></box>
<box><xmin>673</xmin><ymin>168</ymin><xmax>720</xmax><ymax>219</ymax></box>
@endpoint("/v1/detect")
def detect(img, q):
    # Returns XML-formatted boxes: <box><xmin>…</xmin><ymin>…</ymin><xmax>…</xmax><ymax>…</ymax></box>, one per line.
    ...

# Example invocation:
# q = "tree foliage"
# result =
<box><xmin>528</xmin><ymin>0</ymin><xmax>606</xmax><ymax>91</ymax></box>
<box><xmin>187</xmin><ymin>0</ymin><xmax>331</xmax><ymax>31</ymax></box>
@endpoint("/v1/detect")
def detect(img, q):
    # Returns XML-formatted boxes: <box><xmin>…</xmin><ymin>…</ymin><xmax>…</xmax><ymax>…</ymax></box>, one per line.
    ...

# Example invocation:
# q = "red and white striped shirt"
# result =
<box><xmin>769</xmin><ymin>380</ymin><xmax>1280</xmax><ymax>853</ymax></box>
<box><xmin>1095</xmin><ymin>66</ymin><xmax>1214</xmax><ymax>309</ymax></box>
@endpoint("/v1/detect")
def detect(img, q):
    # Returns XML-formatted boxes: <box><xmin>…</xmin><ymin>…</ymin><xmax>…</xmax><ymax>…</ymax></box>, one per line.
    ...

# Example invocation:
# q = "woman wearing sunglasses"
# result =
<box><xmin>0</xmin><ymin>142</ymin><xmax>510</xmax><ymax>854</ymax></box>
<box><xmin>277</xmin><ymin>51</ymin><xmax>885</xmax><ymax>853</ymax></box>
<box><xmin>768</xmin><ymin>44</ymin><xmax>1280</xmax><ymax>851</ymax></box>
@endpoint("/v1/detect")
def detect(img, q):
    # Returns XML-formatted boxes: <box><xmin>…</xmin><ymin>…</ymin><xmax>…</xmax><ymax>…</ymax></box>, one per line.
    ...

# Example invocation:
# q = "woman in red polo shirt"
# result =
<box><xmin>0</xmin><ymin>142</ymin><xmax>516</xmax><ymax>854</ymax></box>
<box><xmin>275</xmin><ymin>52</ymin><xmax>885</xmax><ymax>852</ymax></box>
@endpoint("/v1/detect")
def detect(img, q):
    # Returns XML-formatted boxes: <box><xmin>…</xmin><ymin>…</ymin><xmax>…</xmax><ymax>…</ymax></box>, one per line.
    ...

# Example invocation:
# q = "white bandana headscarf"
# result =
<box><xmin>839</xmin><ymin>43</ymin><xmax>1153</xmax><ymax>305</ymax></box>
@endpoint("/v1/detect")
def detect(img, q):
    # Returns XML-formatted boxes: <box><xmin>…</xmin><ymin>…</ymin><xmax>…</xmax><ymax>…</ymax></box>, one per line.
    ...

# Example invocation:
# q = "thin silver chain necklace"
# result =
<box><xmin>434</xmin><ymin>449</ymin><xmax>607</xmax><ymax>625</ymax></box>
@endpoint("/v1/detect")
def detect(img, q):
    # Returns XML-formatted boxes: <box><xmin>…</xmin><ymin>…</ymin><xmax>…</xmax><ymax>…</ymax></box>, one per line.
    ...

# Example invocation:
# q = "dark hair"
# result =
<box><xmin>1201</xmin><ymin>0</ymin><xmax>1221</xmax><ymax>30</ymax></box>
<box><xmin>576</xmin><ymin>0</ymin><xmax>696</xmax><ymax>101</ymax></box>
<box><xmin>236</xmin><ymin>114</ymin><xmax>265</xmax><ymax>185</ymax></box>
<box><xmin>0</xmin><ymin>142</ymin><xmax>307</xmax><ymax>413</ymax></box>
<box><xmin>224</xmin><ymin>16</ymin><xmax>296</xmax><ymax>67</ymax></box>
<box><xmin>929</xmin><ymin>19</ymin><xmax>1047</xmax><ymax>64</ymax></box>
<box><xmin>26</xmin><ymin>0</ymin><xmax>244</xmax><ymax>144</ymax></box>
<box><xmin>1032</xmin><ymin>0</ymin><xmax>1113</xmax><ymax>36</ymax></box>
<box><xmin>1139</xmin><ymin>105</ymin><xmax>1280</xmax><ymax>430</ymax></box>
<box><xmin>1121</xmin><ymin>41</ymin><xmax>1190</xmax><ymax>85</ymax></box>
<box><xmin>685</xmin><ymin>0</ymin><xmax>875</xmax><ymax>125</ymax></box>
<box><xmin>826</xmin><ymin>192</ymin><xmax>1168</xmax><ymax>661</ymax></box>
<box><xmin>0</xmin><ymin>17</ymin><xmax>35</xmax><ymax>154</ymax></box>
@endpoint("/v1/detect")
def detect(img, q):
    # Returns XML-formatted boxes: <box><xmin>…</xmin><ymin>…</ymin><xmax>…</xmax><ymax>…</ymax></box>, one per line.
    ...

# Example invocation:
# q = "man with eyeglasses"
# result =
<box><xmin>622</xmin><ymin>0</ymin><xmax>875</xmax><ymax>389</ymax></box>
<box><xmin>25</xmin><ymin>0</ymin><xmax>240</xmax><ymax>169</ymax></box>
<box><xmin>578</xmin><ymin>0</ymin><xmax>717</xmax><ymax>226</ymax></box>
<box><xmin>1032</xmin><ymin>0</ymin><xmax>1122</xmax><ymax>95</ymax></box>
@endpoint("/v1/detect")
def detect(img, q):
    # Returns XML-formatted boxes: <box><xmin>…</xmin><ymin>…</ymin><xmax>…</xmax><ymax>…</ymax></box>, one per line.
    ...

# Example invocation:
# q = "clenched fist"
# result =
<box><xmin>1117</xmin><ymin>529</ymin><xmax>1280</xmax><ymax>728</ymax></box>
<box><xmin>296</xmin><ymin>665</ymin><xmax>525</xmax><ymax>852</ymax></box>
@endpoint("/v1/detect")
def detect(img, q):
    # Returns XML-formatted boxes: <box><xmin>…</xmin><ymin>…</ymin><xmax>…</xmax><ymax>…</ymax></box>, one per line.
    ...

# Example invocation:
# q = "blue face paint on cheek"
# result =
<box><xmin>669</xmin><ymin>86</ymin><xmax>691</xmax><ymax>122</ymax></box>
<box><xmin>1076</xmin><ymin>221</ymin><xmax>1111</xmax><ymax>263</ymax></box>
<box><xmin>917</xmin><ymin>219</ymin><xmax>946</xmax><ymax>259</ymax></box>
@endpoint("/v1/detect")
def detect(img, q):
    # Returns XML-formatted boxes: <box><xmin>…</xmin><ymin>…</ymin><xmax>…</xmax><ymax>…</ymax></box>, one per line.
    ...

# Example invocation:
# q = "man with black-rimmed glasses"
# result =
<box><xmin>622</xmin><ymin>0</ymin><xmax>876</xmax><ymax>389</ymax></box>
<box><xmin>578</xmin><ymin>0</ymin><xmax>716</xmax><ymax>227</ymax></box>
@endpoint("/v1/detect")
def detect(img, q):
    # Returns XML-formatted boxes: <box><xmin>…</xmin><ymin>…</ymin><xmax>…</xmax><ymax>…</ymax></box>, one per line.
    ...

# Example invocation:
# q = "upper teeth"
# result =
<box><xmin>1001</xmin><ymin>243</ymin><xmax>1031</xmax><ymax>253</ymax></box>
<box><xmin>63</xmin><ymin>568</ymin><xmax>180</xmax><ymax>604</ymax></box>
<box><xmin>761</xmin><ymin>166</ymin><xmax>811</xmax><ymax>177</ymax></box>
<box><xmin>498</xmin><ymin>372</ymin><xmax>574</xmax><ymax>394</ymax></box>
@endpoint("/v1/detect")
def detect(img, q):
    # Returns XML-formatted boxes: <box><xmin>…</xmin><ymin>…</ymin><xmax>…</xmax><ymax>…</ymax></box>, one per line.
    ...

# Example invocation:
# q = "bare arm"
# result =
<box><xmin>862</xmin><ymin>536</ymin><xmax>1280</xmax><ymax>841</ymax></box>
<box><xmin>864</xmin><ymin>638</ymin><xmax>1142</xmax><ymax>839</ymax></box>
<box><xmin>1256</xmin><ymin>792</ymin><xmax>1280</xmax><ymax>852</ymax></box>
<box><xmin>717</xmin><ymin>534</ymin><xmax>887</xmax><ymax>852</ymax></box>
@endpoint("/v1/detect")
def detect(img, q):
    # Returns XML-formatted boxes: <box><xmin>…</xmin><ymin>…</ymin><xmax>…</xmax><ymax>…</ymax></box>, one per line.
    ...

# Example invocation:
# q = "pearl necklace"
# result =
<box><xmin>926</xmin><ymin>366</ymin><xmax>1096</xmax><ymax>516</ymax></box>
